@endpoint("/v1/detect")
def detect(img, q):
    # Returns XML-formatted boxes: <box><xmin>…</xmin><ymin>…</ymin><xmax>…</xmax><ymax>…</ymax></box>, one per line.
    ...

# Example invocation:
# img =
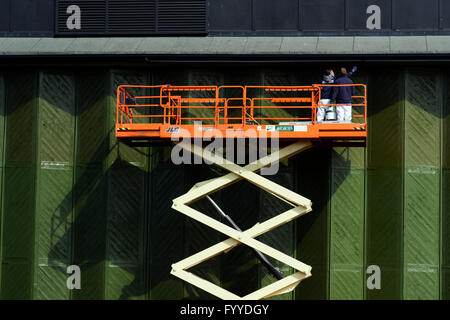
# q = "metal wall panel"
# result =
<box><xmin>366</xmin><ymin>70</ymin><xmax>404</xmax><ymax>299</ymax></box>
<box><xmin>104</xmin><ymin>71</ymin><xmax>150</xmax><ymax>300</ymax></box>
<box><xmin>329</xmin><ymin>147</ymin><xmax>365</xmax><ymax>300</ymax></box>
<box><xmin>393</xmin><ymin>0</ymin><xmax>439</xmax><ymax>31</ymax></box>
<box><xmin>186</xmin><ymin>167</ymin><xmax>223</xmax><ymax>300</ymax></box>
<box><xmin>403</xmin><ymin>69</ymin><xmax>440</xmax><ymax>299</ymax></box>
<box><xmin>35</xmin><ymin>72</ymin><xmax>75</xmax><ymax>300</ymax></box>
<box><xmin>346</xmin><ymin>0</ymin><xmax>391</xmax><ymax>31</ymax></box>
<box><xmin>254</xmin><ymin>0</ymin><xmax>299</xmax><ymax>31</ymax></box>
<box><xmin>10</xmin><ymin>0</ymin><xmax>54</xmax><ymax>33</ymax></box>
<box><xmin>149</xmin><ymin>70</ymin><xmax>188</xmax><ymax>300</ymax></box>
<box><xmin>148</xmin><ymin>164</ymin><xmax>185</xmax><ymax>299</ymax></box>
<box><xmin>442</xmin><ymin>73</ymin><xmax>450</xmax><ymax>299</ymax></box>
<box><xmin>0</xmin><ymin>75</ymin><xmax>4</xmax><ymax>176</ymax></box>
<box><xmin>186</xmin><ymin>70</ymin><xmax>224</xmax><ymax>125</ymax></box>
<box><xmin>443</xmin><ymin>168</ymin><xmax>450</xmax><ymax>299</ymax></box>
<box><xmin>440</xmin><ymin>0</ymin><xmax>450</xmax><ymax>30</ymax></box>
<box><xmin>259</xmin><ymin>69</ymin><xmax>301</xmax><ymax>300</ymax></box>
<box><xmin>300</xmin><ymin>0</ymin><xmax>345</xmax><ymax>31</ymax></box>
<box><xmin>0</xmin><ymin>2</ymin><xmax>10</xmax><ymax>32</ymax></box>
<box><xmin>294</xmin><ymin>148</ymin><xmax>331</xmax><ymax>300</ymax></box>
<box><xmin>208</xmin><ymin>0</ymin><xmax>253</xmax><ymax>31</ymax></box>
<box><xmin>178</xmin><ymin>70</ymin><xmax>224</xmax><ymax>299</ymax></box>
<box><xmin>0</xmin><ymin>74</ymin><xmax>4</xmax><ymax>288</ymax></box>
<box><xmin>1</xmin><ymin>72</ymin><xmax>38</xmax><ymax>299</ymax></box>
<box><xmin>56</xmin><ymin>0</ymin><xmax>106</xmax><ymax>34</ymax></box>
<box><xmin>72</xmin><ymin>72</ymin><xmax>109</xmax><ymax>299</ymax></box>
<box><xmin>258</xmin><ymin>167</ymin><xmax>295</xmax><ymax>300</ymax></box>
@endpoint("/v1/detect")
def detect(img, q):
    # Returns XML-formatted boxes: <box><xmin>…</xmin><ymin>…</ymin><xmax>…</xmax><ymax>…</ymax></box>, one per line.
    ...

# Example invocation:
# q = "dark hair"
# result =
<box><xmin>340</xmin><ymin>67</ymin><xmax>348</xmax><ymax>75</ymax></box>
<box><xmin>324</xmin><ymin>69</ymin><xmax>333</xmax><ymax>76</ymax></box>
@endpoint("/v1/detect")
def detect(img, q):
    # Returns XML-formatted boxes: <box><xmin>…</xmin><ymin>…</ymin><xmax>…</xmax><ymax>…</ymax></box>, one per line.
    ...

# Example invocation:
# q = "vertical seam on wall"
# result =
<box><xmin>101</xmin><ymin>72</ymin><xmax>108</xmax><ymax>300</ymax></box>
<box><xmin>363</xmin><ymin>75</ymin><xmax>369</xmax><ymax>300</ymax></box>
<box><xmin>145</xmin><ymin>72</ymin><xmax>154</xmax><ymax>300</ymax></box>
<box><xmin>344</xmin><ymin>0</ymin><xmax>347</xmax><ymax>31</ymax></box>
<box><xmin>70</xmin><ymin>72</ymin><xmax>78</xmax><ymax>300</ymax></box>
<box><xmin>0</xmin><ymin>73</ymin><xmax>7</xmax><ymax>296</ymax></box>
<box><xmin>145</xmin><ymin>70</ymin><xmax>153</xmax><ymax>300</ymax></box>
<box><xmin>32</xmin><ymin>71</ymin><xmax>41</xmax><ymax>299</ymax></box>
<box><xmin>401</xmin><ymin>68</ymin><xmax>406</xmax><ymax>300</ymax></box>
<box><xmin>182</xmin><ymin>70</ymin><xmax>193</xmax><ymax>298</ymax></box>
<box><xmin>439</xmin><ymin>70</ymin><xmax>444</xmax><ymax>300</ymax></box>
<box><xmin>362</xmin><ymin>131</ymin><xmax>367</xmax><ymax>300</ymax></box>
<box><xmin>104</xmin><ymin>70</ymin><xmax>112</xmax><ymax>300</ymax></box>
<box><xmin>327</xmin><ymin>147</ymin><xmax>331</xmax><ymax>300</ymax></box>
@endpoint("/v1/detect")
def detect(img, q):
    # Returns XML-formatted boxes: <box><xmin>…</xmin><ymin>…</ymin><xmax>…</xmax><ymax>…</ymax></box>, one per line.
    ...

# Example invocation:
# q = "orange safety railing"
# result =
<box><xmin>117</xmin><ymin>85</ymin><xmax>170</xmax><ymax>125</ymax></box>
<box><xmin>244</xmin><ymin>86</ymin><xmax>318</xmax><ymax>125</ymax></box>
<box><xmin>116</xmin><ymin>84</ymin><xmax>367</xmax><ymax>128</ymax></box>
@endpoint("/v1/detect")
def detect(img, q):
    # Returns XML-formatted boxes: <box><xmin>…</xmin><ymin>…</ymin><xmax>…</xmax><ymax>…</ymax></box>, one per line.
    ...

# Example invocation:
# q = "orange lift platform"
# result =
<box><xmin>115</xmin><ymin>84</ymin><xmax>367</xmax><ymax>146</ymax></box>
<box><xmin>115</xmin><ymin>83</ymin><xmax>367</xmax><ymax>300</ymax></box>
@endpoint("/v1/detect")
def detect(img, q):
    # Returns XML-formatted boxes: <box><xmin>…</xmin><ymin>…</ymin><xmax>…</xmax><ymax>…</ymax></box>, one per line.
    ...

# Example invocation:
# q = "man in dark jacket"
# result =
<box><xmin>331</xmin><ymin>67</ymin><xmax>355</xmax><ymax>123</ymax></box>
<box><xmin>317</xmin><ymin>69</ymin><xmax>335</xmax><ymax>122</ymax></box>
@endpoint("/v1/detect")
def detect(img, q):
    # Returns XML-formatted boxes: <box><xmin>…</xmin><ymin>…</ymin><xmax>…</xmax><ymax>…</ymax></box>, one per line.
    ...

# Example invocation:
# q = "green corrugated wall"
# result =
<box><xmin>0</xmin><ymin>66</ymin><xmax>449</xmax><ymax>300</ymax></box>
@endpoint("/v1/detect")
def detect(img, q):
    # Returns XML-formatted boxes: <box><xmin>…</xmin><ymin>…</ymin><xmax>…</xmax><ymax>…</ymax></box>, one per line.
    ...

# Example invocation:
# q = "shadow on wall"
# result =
<box><xmin>45</xmin><ymin>121</ymin><xmax>149</xmax><ymax>299</ymax></box>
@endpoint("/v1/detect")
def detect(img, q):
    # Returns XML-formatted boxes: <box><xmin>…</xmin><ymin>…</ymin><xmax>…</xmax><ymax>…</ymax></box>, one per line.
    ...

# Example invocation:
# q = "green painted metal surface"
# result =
<box><xmin>403</xmin><ymin>70</ymin><xmax>441</xmax><ymax>299</ymax></box>
<box><xmin>442</xmin><ymin>75</ymin><xmax>450</xmax><ymax>300</ymax></box>
<box><xmin>365</xmin><ymin>69</ymin><xmax>404</xmax><ymax>299</ymax></box>
<box><xmin>329</xmin><ymin>147</ymin><xmax>365</xmax><ymax>300</ymax></box>
<box><xmin>0</xmin><ymin>66</ymin><xmax>449</xmax><ymax>300</ymax></box>
<box><xmin>295</xmin><ymin>148</ymin><xmax>331</xmax><ymax>300</ymax></box>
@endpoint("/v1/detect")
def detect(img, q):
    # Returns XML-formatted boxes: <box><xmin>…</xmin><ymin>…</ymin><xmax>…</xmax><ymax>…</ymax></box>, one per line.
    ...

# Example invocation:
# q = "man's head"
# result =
<box><xmin>340</xmin><ymin>67</ymin><xmax>348</xmax><ymax>76</ymax></box>
<box><xmin>325</xmin><ymin>69</ymin><xmax>335</xmax><ymax>77</ymax></box>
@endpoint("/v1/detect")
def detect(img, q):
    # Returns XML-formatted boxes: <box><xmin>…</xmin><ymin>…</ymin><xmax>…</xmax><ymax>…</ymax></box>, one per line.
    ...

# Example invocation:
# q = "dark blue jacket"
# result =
<box><xmin>318</xmin><ymin>76</ymin><xmax>335</xmax><ymax>99</ymax></box>
<box><xmin>331</xmin><ymin>75</ymin><xmax>355</xmax><ymax>104</ymax></box>
<box><xmin>320</xmin><ymin>80</ymin><xmax>333</xmax><ymax>99</ymax></box>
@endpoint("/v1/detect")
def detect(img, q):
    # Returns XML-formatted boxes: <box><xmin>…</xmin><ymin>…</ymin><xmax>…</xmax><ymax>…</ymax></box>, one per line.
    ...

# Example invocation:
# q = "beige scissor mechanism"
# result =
<box><xmin>170</xmin><ymin>141</ymin><xmax>313</xmax><ymax>300</ymax></box>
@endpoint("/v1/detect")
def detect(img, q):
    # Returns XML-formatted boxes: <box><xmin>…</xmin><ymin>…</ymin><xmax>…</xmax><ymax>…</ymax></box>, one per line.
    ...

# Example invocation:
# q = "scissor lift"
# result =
<box><xmin>115</xmin><ymin>83</ymin><xmax>367</xmax><ymax>300</ymax></box>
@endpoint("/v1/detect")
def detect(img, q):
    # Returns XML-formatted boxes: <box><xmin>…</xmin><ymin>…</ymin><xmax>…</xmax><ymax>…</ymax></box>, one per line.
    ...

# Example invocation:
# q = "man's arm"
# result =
<box><xmin>351</xmin><ymin>66</ymin><xmax>357</xmax><ymax>96</ymax></box>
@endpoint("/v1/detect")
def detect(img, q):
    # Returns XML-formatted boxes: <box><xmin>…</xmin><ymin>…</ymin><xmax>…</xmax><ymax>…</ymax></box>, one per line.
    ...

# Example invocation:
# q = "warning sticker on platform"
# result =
<box><xmin>197</xmin><ymin>127</ymin><xmax>213</xmax><ymax>131</ymax></box>
<box><xmin>277</xmin><ymin>125</ymin><xmax>294</xmax><ymax>131</ymax></box>
<box><xmin>266</xmin><ymin>125</ymin><xmax>307</xmax><ymax>132</ymax></box>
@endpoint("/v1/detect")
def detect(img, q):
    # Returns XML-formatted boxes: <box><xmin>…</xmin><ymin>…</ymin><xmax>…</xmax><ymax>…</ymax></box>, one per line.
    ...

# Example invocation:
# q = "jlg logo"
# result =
<box><xmin>166</xmin><ymin>127</ymin><xmax>180</xmax><ymax>133</ymax></box>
